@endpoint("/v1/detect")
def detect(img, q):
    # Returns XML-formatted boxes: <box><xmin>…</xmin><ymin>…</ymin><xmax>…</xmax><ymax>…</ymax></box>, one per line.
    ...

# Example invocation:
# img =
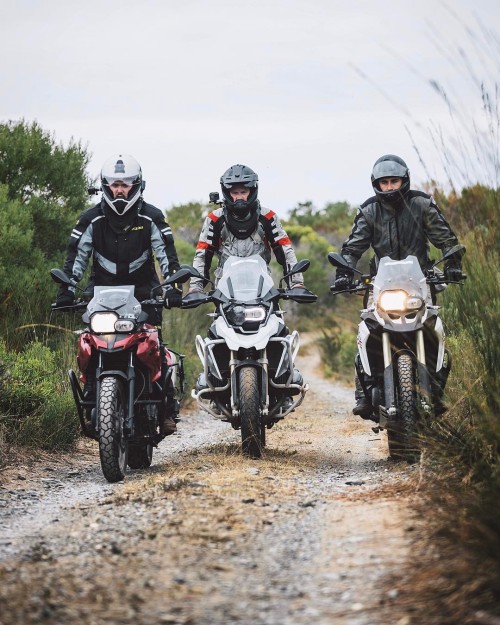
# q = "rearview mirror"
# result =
<box><xmin>50</xmin><ymin>268</ymin><xmax>72</xmax><ymax>286</ymax></box>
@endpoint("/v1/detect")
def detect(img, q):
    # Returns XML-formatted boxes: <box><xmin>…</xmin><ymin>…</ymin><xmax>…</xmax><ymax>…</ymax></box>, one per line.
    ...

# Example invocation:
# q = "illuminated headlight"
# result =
<box><xmin>378</xmin><ymin>290</ymin><xmax>423</xmax><ymax>312</ymax></box>
<box><xmin>227</xmin><ymin>305</ymin><xmax>266</xmax><ymax>326</ymax></box>
<box><xmin>90</xmin><ymin>312</ymin><xmax>118</xmax><ymax>333</ymax></box>
<box><xmin>244</xmin><ymin>307</ymin><xmax>266</xmax><ymax>322</ymax></box>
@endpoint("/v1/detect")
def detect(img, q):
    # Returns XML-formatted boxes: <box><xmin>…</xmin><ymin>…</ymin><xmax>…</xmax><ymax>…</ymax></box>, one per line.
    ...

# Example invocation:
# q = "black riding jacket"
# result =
<box><xmin>62</xmin><ymin>198</ymin><xmax>180</xmax><ymax>298</ymax></box>
<box><xmin>341</xmin><ymin>190</ymin><xmax>460</xmax><ymax>270</ymax></box>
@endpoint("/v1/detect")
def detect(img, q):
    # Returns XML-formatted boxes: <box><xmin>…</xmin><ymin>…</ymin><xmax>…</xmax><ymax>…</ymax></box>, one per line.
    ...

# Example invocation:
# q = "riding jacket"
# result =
<box><xmin>190</xmin><ymin>205</ymin><xmax>303</xmax><ymax>290</ymax></box>
<box><xmin>340</xmin><ymin>190</ymin><xmax>460</xmax><ymax>271</ymax></box>
<box><xmin>62</xmin><ymin>199</ymin><xmax>179</xmax><ymax>298</ymax></box>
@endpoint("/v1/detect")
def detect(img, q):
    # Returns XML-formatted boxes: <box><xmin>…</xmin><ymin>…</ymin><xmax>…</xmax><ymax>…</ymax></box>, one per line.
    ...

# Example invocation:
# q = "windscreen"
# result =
<box><xmin>373</xmin><ymin>256</ymin><xmax>428</xmax><ymax>301</ymax></box>
<box><xmin>87</xmin><ymin>285</ymin><xmax>142</xmax><ymax>317</ymax></box>
<box><xmin>217</xmin><ymin>255</ymin><xmax>274</xmax><ymax>302</ymax></box>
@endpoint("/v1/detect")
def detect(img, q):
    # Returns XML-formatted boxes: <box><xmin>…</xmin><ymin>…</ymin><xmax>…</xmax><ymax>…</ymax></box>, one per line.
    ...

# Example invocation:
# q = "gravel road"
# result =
<box><xmin>0</xmin><ymin>336</ymin><xmax>424</xmax><ymax>625</ymax></box>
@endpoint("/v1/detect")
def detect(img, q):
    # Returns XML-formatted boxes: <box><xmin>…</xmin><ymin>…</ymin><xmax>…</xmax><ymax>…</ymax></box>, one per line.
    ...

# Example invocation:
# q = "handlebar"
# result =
<box><xmin>51</xmin><ymin>301</ymin><xmax>88</xmax><ymax>312</ymax></box>
<box><xmin>52</xmin><ymin>297</ymin><xmax>169</xmax><ymax>312</ymax></box>
<box><xmin>330</xmin><ymin>281</ymin><xmax>369</xmax><ymax>295</ymax></box>
<box><xmin>140</xmin><ymin>298</ymin><xmax>168</xmax><ymax>307</ymax></box>
<box><xmin>427</xmin><ymin>273</ymin><xmax>467</xmax><ymax>285</ymax></box>
<box><xmin>330</xmin><ymin>272</ymin><xmax>467</xmax><ymax>296</ymax></box>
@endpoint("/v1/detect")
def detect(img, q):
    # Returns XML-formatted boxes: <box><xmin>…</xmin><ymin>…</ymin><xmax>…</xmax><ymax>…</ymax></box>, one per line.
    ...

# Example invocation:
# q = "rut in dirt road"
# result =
<box><xmin>0</xmin><ymin>336</ymin><xmax>422</xmax><ymax>625</ymax></box>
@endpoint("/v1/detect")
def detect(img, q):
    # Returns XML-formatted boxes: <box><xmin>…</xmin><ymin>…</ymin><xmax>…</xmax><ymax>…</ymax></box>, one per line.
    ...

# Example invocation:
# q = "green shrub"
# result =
<box><xmin>14</xmin><ymin>393</ymin><xmax>79</xmax><ymax>450</ymax></box>
<box><xmin>421</xmin><ymin>225</ymin><xmax>500</xmax><ymax>568</ymax></box>
<box><xmin>317</xmin><ymin>321</ymin><xmax>357</xmax><ymax>378</ymax></box>
<box><xmin>0</xmin><ymin>340</ymin><xmax>77</xmax><ymax>452</ymax></box>
<box><xmin>0</xmin><ymin>341</ymin><xmax>60</xmax><ymax>415</ymax></box>
<box><xmin>163</xmin><ymin>304</ymin><xmax>214</xmax><ymax>403</ymax></box>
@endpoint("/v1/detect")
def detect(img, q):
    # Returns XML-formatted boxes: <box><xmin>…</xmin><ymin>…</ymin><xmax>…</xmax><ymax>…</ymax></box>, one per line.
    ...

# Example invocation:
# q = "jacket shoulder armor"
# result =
<box><xmin>259</xmin><ymin>206</ymin><xmax>275</xmax><ymax>220</ymax></box>
<box><xmin>360</xmin><ymin>196</ymin><xmax>378</xmax><ymax>209</ymax></box>
<box><xmin>208</xmin><ymin>207</ymin><xmax>224</xmax><ymax>221</ymax></box>
<box><xmin>408</xmin><ymin>190</ymin><xmax>432</xmax><ymax>201</ymax></box>
<box><xmin>77</xmin><ymin>202</ymin><xmax>102</xmax><ymax>225</ymax></box>
<box><xmin>139</xmin><ymin>201</ymin><xmax>164</xmax><ymax>220</ymax></box>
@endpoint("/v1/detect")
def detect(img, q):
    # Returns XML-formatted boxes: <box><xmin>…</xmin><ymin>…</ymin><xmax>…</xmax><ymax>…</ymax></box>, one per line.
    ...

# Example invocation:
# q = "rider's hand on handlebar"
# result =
<box><xmin>55</xmin><ymin>291</ymin><xmax>75</xmax><ymax>307</ymax></box>
<box><xmin>163</xmin><ymin>286</ymin><xmax>182</xmax><ymax>308</ymax></box>
<box><xmin>444</xmin><ymin>264</ymin><xmax>463</xmax><ymax>283</ymax></box>
<box><xmin>332</xmin><ymin>270</ymin><xmax>353</xmax><ymax>291</ymax></box>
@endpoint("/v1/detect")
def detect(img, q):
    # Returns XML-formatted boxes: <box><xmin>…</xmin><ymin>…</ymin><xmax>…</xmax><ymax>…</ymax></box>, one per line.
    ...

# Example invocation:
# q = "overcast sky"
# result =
<box><xmin>2</xmin><ymin>0</ymin><xmax>499</xmax><ymax>214</ymax></box>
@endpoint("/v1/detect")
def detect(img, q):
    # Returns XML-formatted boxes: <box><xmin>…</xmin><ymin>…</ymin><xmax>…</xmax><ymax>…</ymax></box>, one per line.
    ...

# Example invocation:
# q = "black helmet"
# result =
<box><xmin>371</xmin><ymin>154</ymin><xmax>410</xmax><ymax>204</ymax></box>
<box><xmin>101</xmin><ymin>154</ymin><xmax>143</xmax><ymax>215</ymax></box>
<box><xmin>220</xmin><ymin>164</ymin><xmax>259</xmax><ymax>219</ymax></box>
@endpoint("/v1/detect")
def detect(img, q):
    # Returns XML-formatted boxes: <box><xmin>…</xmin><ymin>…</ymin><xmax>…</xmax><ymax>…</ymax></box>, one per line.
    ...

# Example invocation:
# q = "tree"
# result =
<box><xmin>165</xmin><ymin>201</ymin><xmax>211</xmax><ymax>248</ymax></box>
<box><xmin>0</xmin><ymin>120</ymin><xmax>91</xmax><ymax>347</ymax></box>
<box><xmin>288</xmin><ymin>200</ymin><xmax>356</xmax><ymax>245</ymax></box>
<box><xmin>0</xmin><ymin>120</ymin><xmax>90</xmax><ymax>209</ymax></box>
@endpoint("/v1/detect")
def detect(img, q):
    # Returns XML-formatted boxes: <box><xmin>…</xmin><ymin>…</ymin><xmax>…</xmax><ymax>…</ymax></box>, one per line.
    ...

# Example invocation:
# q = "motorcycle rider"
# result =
<box><xmin>55</xmin><ymin>153</ymin><xmax>182</xmax><ymax>434</ymax></box>
<box><xmin>333</xmin><ymin>154</ymin><xmax>464</xmax><ymax>418</ymax></box>
<box><xmin>185</xmin><ymin>163</ymin><xmax>312</xmax><ymax>408</ymax></box>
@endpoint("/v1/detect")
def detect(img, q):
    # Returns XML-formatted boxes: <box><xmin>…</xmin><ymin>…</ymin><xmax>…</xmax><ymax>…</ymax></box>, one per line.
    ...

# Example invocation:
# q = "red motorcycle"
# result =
<box><xmin>50</xmin><ymin>269</ymin><xmax>185</xmax><ymax>482</ymax></box>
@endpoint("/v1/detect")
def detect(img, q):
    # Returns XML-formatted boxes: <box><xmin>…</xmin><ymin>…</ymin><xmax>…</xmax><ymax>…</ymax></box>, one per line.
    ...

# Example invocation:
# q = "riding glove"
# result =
<box><xmin>163</xmin><ymin>286</ymin><xmax>183</xmax><ymax>308</ymax></box>
<box><xmin>333</xmin><ymin>269</ymin><xmax>353</xmax><ymax>291</ymax></box>
<box><xmin>55</xmin><ymin>290</ymin><xmax>75</xmax><ymax>307</ymax></box>
<box><xmin>444</xmin><ymin>264</ymin><xmax>463</xmax><ymax>283</ymax></box>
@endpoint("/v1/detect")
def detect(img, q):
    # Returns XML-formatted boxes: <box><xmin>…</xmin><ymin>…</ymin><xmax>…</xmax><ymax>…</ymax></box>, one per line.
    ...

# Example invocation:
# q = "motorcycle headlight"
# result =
<box><xmin>90</xmin><ymin>312</ymin><xmax>118</xmax><ymax>333</ymax></box>
<box><xmin>115</xmin><ymin>319</ymin><xmax>135</xmax><ymax>332</ymax></box>
<box><xmin>226</xmin><ymin>305</ymin><xmax>246</xmax><ymax>326</ymax></box>
<box><xmin>378</xmin><ymin>290</ymin><xmax>424</xmax><ymax>312</ymax></box>
<box><xmin>243</xmin><ymin>307</ymin><xmax>266</xmax><ymax>322</ymax></box>
<box><xmin>226</xmin><ymin>305</ymin><xmax>266</xmax><ymax>326</ymax></box>
<box><xmin>406</xmin><ymin>296</ymin><xmax>424</xmax><ymax>310</ymax></box>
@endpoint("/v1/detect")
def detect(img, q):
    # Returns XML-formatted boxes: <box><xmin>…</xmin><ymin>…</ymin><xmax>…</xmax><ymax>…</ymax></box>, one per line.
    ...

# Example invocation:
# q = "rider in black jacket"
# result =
<box><xmin>56</xmin><ymin>154</ymin><xmax>181</xmax><ymax>432</ymax></box>
<box><xmin>334</xmin><ymin>154</ymin><xmax>464</xmax><ymax>417</ymax></box>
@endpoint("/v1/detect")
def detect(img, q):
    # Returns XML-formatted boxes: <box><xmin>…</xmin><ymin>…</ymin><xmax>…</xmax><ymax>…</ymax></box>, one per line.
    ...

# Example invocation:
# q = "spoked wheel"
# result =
<box><xmin>388</xmin><ymin>353</ymin><xmax>420</xmax><ymax>463</ymax></box>
<box><xmin>127</xmin><ymin>444</ymin><xmax>153</xmax><ymax>469</ymax></box>
<box><xmin>98</xmin><ymin>377</ymin><xmax>128</xmax><ymax>482</ymax></box>
<box><xmin>239</xmin><ymin>366</ymin><xmax>263</xmax><ymax>458</ymax></box>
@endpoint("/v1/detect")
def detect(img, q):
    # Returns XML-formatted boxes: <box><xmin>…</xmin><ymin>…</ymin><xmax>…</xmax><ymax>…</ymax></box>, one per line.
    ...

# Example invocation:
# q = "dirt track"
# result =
<box><xmin>0</xmin><ymin>336</ymin><xmax>426</xmax><ymax>625</ymax></box>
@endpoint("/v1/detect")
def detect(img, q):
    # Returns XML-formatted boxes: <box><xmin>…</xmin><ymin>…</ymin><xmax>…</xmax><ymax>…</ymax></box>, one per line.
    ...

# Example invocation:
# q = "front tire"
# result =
<box><xmin>388</xmin><ymin>353</ymin><xmax>419</xmax><ymax>462</ymax></box>
<box><xmin>98</xmin><ymin>377</ymin><xmax>128</xmax><ymax>482</ymax></box>
<box><xmin>239</xmin><ymin>367</ymin><xmax>263</xmax><ymax>458</ymax></box>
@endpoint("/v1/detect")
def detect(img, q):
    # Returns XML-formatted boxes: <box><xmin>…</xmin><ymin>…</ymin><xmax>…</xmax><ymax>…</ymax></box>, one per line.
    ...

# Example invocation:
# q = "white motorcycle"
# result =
<box><xmin>328</xmin><ymin>245</ymin><xmax>466</xmax><ymax>461</ymax></box>
<box><xmin>182</xmin><ymin>255</ymin><xmax>317</xmax><ymax>457</ymax></box>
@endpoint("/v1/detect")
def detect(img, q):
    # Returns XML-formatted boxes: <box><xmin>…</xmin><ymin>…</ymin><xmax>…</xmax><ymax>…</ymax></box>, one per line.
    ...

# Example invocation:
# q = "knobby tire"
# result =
<box><xmin>98</xmin><ymin>377</ymin><xmax>128</xmax><ymax>482</ymax></box>
<box><xmin>239</xmin><ymin>367</ymin><xmax>263</xmax><ymax>458</ymax></box>
<box><xmin>388</xmin><ymin>353</ymin><xmax>420</xmax><ymax>463</ymax></box>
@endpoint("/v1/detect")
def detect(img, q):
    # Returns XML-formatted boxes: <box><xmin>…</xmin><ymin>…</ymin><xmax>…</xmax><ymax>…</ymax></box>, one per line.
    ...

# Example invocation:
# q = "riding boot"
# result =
<box><xmin>292</xmin><ymin>367</ymin><xmax>303</xmax><ymax>387</ymax></box>
<box><xmin>82</xmin><ymin>379</ymin><xmax>96</xmax><ymax>434</ymax></box>
<box><xmin>195</xmin><ymin>372</ymin><xmax>208</xmax><ymax>392</ymax></box>
<box><xmin>159</xmin><ymin>343</ymin><xmax>177</xmax><ymax>435</ymax></box>
<box><xmin>353</xmin><ymin>355</ymin><xmax>374</xmax><ymax>419</ymax></box>
<box><xmin>353</xmin><ymin>374</ymin><xmax>372</xmax><ymax>418</ymax></box>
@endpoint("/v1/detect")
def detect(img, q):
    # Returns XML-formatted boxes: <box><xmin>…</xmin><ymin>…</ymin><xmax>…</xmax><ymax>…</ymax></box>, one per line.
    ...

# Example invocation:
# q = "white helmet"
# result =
<box><xmin>101</xmin><ymin>154</ymin><xmax>143</xmax><ymax>215</ymax></box>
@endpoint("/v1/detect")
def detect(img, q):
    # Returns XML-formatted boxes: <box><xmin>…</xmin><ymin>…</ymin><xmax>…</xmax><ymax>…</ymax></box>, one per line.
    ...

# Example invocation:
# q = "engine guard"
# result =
<box><xmin>68</xmin><ymin>369</ymin><xmax>98</xmax><ymax>440</ymax></box>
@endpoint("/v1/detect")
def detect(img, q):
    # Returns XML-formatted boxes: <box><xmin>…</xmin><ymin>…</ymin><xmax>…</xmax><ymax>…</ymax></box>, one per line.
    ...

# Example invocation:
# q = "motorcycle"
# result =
<box><xmin>328</xmin><ymin>245</ymin><xmax>466</xmax><ymax>462</ymax></box>
<box><xmin>50</xmin><ymin>269</ymin><xmax>185</xmax><ymax>482</ymax></box>
<box><xmin>182</xmin><ymin>255</ymin><xmax>317</xmax><ymax>458</ymax></box>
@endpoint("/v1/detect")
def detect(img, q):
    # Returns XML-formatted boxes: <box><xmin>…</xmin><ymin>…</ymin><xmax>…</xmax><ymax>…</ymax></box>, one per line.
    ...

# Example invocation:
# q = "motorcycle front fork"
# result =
<box><xmin>94</xmin><ymin>351</ymin><xmax>136</xmax><ymax>436</ymax></box>
<box><xmin>229</xmin><ymin>351</ymin><xmax>269</xmax><ymax>419</ymax></box>
<box><xmin>381</xmin><ymin>330</ymin><xmax>433</xmax><ymax>417</ymax></box>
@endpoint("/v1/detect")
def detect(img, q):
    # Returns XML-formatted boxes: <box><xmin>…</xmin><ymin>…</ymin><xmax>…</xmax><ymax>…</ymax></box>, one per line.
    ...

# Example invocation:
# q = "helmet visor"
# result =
<box><xmin>372</xmin><ymin>161</ymin><xmax>407</xmax><ymax>181</ymax></box>
<box><xmin>104</xmin><ymin>176</ymin><xmax>138</xmax><ymax>186</ymax></box>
